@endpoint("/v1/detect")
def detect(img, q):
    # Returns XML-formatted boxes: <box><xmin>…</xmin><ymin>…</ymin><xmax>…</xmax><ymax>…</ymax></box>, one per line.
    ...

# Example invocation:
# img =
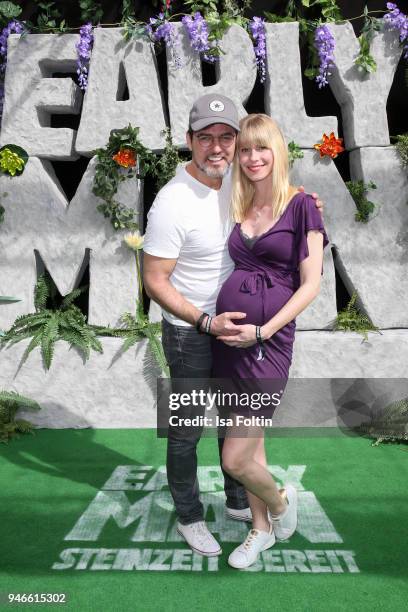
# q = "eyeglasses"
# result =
<box><xmin>194</xmin><ymin>133</ymin><xmax>236</xmax><ymax>148</ymax></box>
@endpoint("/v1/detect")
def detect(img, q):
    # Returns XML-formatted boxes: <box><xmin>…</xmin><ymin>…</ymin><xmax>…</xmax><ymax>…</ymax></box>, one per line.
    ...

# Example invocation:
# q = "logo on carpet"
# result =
<box><xmin>52</xmin><ymin>465</ymin><xmax>360</xmax><ymax>573</ymax></box>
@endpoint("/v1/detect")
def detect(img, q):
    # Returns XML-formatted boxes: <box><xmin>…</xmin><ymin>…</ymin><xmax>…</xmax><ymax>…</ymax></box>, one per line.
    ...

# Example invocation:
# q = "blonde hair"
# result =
<box><xmin>231</xmin><ymin>114</ymin><xmax>290</xmax><ymax>222</ymax></box>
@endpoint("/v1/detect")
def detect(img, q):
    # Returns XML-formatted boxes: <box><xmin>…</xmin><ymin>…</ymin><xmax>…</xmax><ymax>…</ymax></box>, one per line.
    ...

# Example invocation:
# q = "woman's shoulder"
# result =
<box><xmin>288</xmin><ymin>189</ymin><xmax>315</xmax><ymax>208</ymax></box>
<box><xmin>287</xmin><ymin>190</ymin><xmax>319</xmax><ymax>220</ymax></box>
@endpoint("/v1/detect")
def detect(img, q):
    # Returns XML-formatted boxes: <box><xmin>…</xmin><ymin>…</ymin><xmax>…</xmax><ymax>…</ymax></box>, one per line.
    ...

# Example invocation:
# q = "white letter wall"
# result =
<box><xmin>0</xmin><ymin>157</ymin><xmax>141</xmax><ymax>329</ymax></box>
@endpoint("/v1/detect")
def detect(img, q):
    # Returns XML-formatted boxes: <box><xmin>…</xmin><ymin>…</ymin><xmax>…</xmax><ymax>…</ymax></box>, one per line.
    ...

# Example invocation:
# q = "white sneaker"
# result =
<box><xmin>226</xmin><ymin>506</ymin><xmax>252</xmax><ymax>522</ymax></box>
<box><xmin>228</xmin><ymin>526</ymin><xmax>275</xmax><ymax>569</ymax></box>
<box><xmin>271</xmin><ymin>484</ymin><xmax>298</xmax><ymax>541</ymax></box>
<box><xmin>177</xmin><ymin>521</ymin><xmax>222</xmax><ymax>557</ymax></box>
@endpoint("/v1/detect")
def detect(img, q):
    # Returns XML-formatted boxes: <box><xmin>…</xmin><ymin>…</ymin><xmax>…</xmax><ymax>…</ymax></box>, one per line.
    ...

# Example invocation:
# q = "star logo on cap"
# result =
<box><xmin>209</xmin><ymin>100</ymin><xmax>225</xmax><ymax>112</ymax></box>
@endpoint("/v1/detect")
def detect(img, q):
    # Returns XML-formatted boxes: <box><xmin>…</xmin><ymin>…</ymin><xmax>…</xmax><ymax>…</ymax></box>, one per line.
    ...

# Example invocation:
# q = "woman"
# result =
<box><xmin>211</xmin><ymin>114</ymin><xmax>328</xmax><ymax>569</ymax></box>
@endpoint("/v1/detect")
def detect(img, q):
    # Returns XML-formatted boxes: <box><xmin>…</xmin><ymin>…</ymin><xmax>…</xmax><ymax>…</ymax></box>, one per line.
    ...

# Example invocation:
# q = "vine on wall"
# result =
<box><xmin>1</xmin><ymin>2</ymin><xmax>407</xmax><ymax>92</ymax></box>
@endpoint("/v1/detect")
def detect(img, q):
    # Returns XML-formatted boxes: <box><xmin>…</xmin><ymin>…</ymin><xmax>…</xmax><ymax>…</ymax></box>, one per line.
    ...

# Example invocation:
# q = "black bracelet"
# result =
<box><xmin>196</xmin><ymin>312</ymin><xmax>209</xmax><ymax>334</ymax></box>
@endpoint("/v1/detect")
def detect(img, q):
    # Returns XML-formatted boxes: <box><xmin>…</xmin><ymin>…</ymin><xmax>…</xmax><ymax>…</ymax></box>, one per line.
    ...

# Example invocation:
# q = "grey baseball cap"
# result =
<box><xmin>189</xmin><ymin>93</ymin><xmax>240</xmax><ymax>132</ymax></box>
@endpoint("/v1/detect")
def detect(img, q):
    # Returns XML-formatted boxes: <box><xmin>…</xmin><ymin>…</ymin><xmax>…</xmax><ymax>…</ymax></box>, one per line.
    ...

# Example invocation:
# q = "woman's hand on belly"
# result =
<box><xmin>216</xmin><ymin>323</ymin><xmax>257</xmax><ymax>347</ymax></box>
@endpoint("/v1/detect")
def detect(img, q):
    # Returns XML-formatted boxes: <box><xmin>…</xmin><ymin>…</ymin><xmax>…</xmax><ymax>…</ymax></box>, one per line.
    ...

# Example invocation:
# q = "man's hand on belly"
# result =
<box><xmin>210</xmin><ymin>311</ymin><xmax>247</xmax><ymax>336</ymax></box>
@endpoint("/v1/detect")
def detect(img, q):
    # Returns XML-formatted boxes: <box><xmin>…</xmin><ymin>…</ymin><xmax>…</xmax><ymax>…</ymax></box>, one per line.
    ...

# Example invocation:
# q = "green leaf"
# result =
<box><xmin>301</xmin><ymin>0</ymin><xmax>310</xmax><ymax>7</ymax></box>
<box><xmin>0</xmin><ymin>2</ymin><xmax>22</xmax><ymax>19</ymax></box>
<box><xmin>0</xmin><ymin>390</ymin><xmax>41</xmax><ymax>411</ymax></box>
<box><xmin>40</xmin><ymin>314</ymin><xmax>59</xmax><ymax>369</ymax></box>
<box><xmin>346</xmin><ymin>179</ymin><xmax>378</xmax><ymax>222</ymax></box>
<box><xmin>22</xmin><ymin>330</ymin><xmax>43</xmax><ymax>364</ymax></box>
<box><xmin>304</xmin><ymin>67</ymin><xmax>318</xmax><ymax>79</ymax></box>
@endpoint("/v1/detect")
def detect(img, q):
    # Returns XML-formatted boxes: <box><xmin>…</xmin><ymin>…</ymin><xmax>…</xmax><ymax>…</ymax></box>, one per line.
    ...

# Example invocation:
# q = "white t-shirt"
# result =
<box><xmin>143</xmin><ymin>166</ymin><xmax>234</xmax><ymax>327</ymax></box>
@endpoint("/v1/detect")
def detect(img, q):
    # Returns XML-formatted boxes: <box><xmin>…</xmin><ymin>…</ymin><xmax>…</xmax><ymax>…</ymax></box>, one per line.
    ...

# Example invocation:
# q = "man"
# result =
<box><xmin>143</xmin><ymin>93</ymin><xmax>322</xmax><ymax>557</ymax></box>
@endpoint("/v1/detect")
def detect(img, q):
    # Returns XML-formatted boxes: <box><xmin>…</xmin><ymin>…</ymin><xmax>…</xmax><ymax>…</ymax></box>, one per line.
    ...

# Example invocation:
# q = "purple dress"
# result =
<box><xmin>211</xmin><ymin>193</ymin><xmax>329</xmax><ymax>403</ymax></box>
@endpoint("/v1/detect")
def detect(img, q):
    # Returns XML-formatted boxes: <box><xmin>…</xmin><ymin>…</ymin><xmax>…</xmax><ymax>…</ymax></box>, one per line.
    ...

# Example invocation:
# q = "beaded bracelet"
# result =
<box><xmin>255</xmin><ymin>325</ymin><xmax>265</xmax><ymax>361</ymax></box>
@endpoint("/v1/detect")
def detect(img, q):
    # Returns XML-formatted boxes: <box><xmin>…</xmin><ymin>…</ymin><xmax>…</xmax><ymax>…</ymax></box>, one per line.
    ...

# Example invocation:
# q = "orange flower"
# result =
<box><xmin>314</xmin><ymin>132</ymin><xmax>344</xmax><ymax>159</ymax></box>
<box><xmin>112</xmin><ymin>148</ymin><xmax>137</xmax><ymax>168</ymax></box>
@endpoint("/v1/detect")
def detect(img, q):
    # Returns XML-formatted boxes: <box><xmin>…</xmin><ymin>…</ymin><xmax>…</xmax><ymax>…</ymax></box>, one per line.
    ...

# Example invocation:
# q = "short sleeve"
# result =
<box><xmin>143</xmin><ymin>193</ymin><xmax>187</xmax><ymax>259</ymax></box>
<box><xmin>295</xmin><ymin>194</ymin><xmax>329</xmax><ymax>267</ymax></box>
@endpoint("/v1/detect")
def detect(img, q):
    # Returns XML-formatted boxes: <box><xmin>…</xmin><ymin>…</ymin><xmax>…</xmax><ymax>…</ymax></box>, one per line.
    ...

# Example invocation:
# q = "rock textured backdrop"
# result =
<box><xmin>0</xmin><ymin>24</ymin><xmax>407</xmax><ymax>427</ymax></box>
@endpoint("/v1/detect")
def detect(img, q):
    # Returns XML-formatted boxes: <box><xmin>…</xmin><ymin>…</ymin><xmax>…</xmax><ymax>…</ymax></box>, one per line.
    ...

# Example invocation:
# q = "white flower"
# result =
<box><xmin>124</xmin><ymin>231</ymin><xmax>144</xmax><ymax>251</ymax></box>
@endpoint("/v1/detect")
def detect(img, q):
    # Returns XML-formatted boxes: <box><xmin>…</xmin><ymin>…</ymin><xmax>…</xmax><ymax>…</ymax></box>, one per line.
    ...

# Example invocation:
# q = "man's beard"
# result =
<box><xmin>194</xmin><ymin>156</ymin><xmax>231</xmax><ymax>179</ymax></box>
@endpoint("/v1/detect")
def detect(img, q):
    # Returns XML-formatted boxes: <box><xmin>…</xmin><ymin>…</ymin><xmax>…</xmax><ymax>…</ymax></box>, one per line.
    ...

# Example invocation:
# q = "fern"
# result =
<box><xmin>0</xmin><ymin>390</ymin><xmax>40</xmax><ymax>443</ymax></box>
<box><xmin>333</xmin><ymin>293</ymin><xmax>380</xmax><ymax>341</ymax></box>
<box><xmin>34</xmin><ymin>274</ymin><xmax>50</xmax><ymax>311</ymax></box>
<box><xmin>1</xmin><ymin>274</ymin><xmax>103</xmax><ymax>369</ymax></box>
<box><xmin>61</xmin><ymin>285</ymin><xmax>88</xmax><ymax>310</ymax></box>
<box><xmin>92</xmin><ymin>312</ymin><xmax>169</xmax><ymax>377</ymax></box>
<box><xmin>359</xmin><ymin>397</ymin><xmax>408</xmax><ymax>445</ymax></box>
<box><xmin>394</xmin><ymin>134</ymin><xmax>408</xmax><ymax>169</ymax></box>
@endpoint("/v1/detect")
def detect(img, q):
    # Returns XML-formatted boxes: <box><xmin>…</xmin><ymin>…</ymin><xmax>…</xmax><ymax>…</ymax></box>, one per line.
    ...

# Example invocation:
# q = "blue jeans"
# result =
<box><xmin>161</xmin><ymin>318</ymin><xmax>249</xmax><ymax>525</ymax></box>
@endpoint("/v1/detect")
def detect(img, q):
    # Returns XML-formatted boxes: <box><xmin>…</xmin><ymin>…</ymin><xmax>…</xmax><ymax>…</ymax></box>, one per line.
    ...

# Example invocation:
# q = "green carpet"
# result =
<box><xmin>0</xmin><ymin>429</ymin><xmax>407</xmax><ymax>612</ymax></box>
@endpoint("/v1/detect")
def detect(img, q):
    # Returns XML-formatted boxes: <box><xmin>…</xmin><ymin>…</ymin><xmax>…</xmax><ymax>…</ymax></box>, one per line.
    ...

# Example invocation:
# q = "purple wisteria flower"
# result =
<box><xmin>76</xmin><ymin>22</ymin><xmax>94</xmax><ymax>91</ymax></box>
<box><xmin>249</xmin><ymin>17</ymin><xmax>266</xmax><ymax>83</ymax></box>
<box><xmin>0</xmin><ymin>20</ymin><xmax>25</xmax><ymax>74</ymax></box>
<box><xmin>182</xmin><ymin>12</ymin><xmax>216</xmax><ymax>63</ymax></box>
<box><xmin>383</xmin><ymin>2</ymin><xmax>408</xmax><ymax>59</ymax></box>
<box><xmin>314</xmin><ymin>24</ymin><xmax>335</xmax><ymax>88</ymax></box>
<box><xmin>146</xmin><ymin>13</ymin><xmax>182</xmax><ymax>68</ymax></box>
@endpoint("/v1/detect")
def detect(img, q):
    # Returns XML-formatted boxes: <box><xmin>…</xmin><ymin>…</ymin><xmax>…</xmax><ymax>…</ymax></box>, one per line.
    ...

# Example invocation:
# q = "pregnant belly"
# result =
<box><xmin>216</xmin><ymin>270</ymin><xmax>294</xmax><ymax>326</ymax></box>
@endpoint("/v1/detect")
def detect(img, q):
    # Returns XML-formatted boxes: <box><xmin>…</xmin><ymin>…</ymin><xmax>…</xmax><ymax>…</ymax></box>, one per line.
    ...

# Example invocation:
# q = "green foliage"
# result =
<box><xmin>0</xmin><ymin>1</ymin><xmax>21</xmax><ymax>26</ymax></box>
<box><xmin>1</xmin><ymin>274</ymin><xmax>103</xmax><ymax>370</ymax></box>
<box><xmin>345</xmin><ymin>179</ymin><xmax>377</xmax><ymax>223</ymax></box>
<box><xmin>0</xmin><ymin>295</ymin><xmax>20</xmax><ymax>303</ymax></box>
<box><xmin>264</xmin><ymin>12</ymin><xmax>296</xmax><ymax>24</ymax></box>
<box><xmin>285</xmin><ymin>0</ymin><xmax>341</xmax><ymax>22</ymax></box>
<box><xmin>203</xmin><ymin>10</ymin><xmax>233</xmax><ymax>59</ymax></box>
<box><xmin>123</xmin><ymin>17</ymin><xmax>148</xmax><ymax>42</ymax></box>
<box><xmin>333</xmin><ymin>292</ymin><xmax>379</xmax><ymax>341</ymax></box>
<box><xmin>154</xmin><ymin>128</ymin><xmax>182</xmax><ymax>191</ymax></box>
<box><xmin>92</xmin><ymin>125</ymin><xmax>156</xmax><ymax>231</ymax></box>
<box><xmin>79</xmin><ymin>0</ymin><xmax>103</xmax><ymax>24</ymax></box>
<box><xmin>288</xmin><ymin>141</ymin><xmax>304</xmax><ymax>167</ymax></box>
<box><xmin>35</xmin><ymin>2</ymin><xmax>66</xmax><ymax>32</ymax></box>
<box><xmin>360</xmin><ymin>397</ymin><xmax>408</xmax><ymax>445</ymax></box>
<box><xmin>303</xmin><ymin>22</ymin><xmax>323</xmax><ymax>81</ymax></box>
<box><xmin>122</xmin><ymin>0</ymin><xmax>135</xmax><ymax>22</ymax></box>
<box><xmin>394</xmin><ymin>133</ymin><xmax>408</xmax><ymax>169</ymax></box>
<box><xmin>93</xmin><ymin>313</ymin><xmax>169</xmax><ymax>377</ymax></box>
<box><xmin>0</xmin><ymin>144</ymin><xmax>28</xmax><ymax>177</ymax></box>
<box><xmin>355</xmin><ymin>34</ymin><xmax>377</xmax><ymax>74</ymax></box>
<box><xmin>184</xmin><ymin>0</ymin><xmax>219</xmax><ymax>14</ymax></box>
<box><xmin>354</xmin><ymin>8</ymin><xmax>381</xmax><ymax>74</ymax></box>
<box><xmin>315</xmin><ymin>0</ymin><xmax>342</xmax><ymax>21</ymax></box>
<box><xmin>222</xmin><ymin>1</ymin><xmax>251</xmax><ymax>20</ymax></box>
<box><xmin>0</xmin><ymin>389</ymin><xmax>40</xmax><ymax>443</ymax></box>
<box><xmin>184</xmin><ymin>1</ymin><xmax>249</xmax><ymax>58</ymax></box>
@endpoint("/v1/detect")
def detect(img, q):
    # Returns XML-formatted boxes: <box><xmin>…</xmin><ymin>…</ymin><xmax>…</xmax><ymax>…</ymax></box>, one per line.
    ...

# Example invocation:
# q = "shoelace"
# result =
<box><xmin>243</xmin><ymin>529</ymin><xmax>260</xmax><ymax>550</ymax></box>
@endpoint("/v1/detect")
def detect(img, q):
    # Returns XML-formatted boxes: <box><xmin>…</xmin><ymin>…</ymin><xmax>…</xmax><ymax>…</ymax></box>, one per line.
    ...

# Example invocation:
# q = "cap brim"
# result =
<box><xmin>190</xmin><ymin>117</ymin><xmax>240</xmax><ymax>132</ymax></box>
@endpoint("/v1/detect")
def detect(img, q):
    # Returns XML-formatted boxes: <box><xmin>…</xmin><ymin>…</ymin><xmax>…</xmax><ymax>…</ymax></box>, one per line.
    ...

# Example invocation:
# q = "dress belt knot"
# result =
<box><xmin>239</xmin><ymin>271</ymin><xmax>275</xmax><ymax>296</ymax></box>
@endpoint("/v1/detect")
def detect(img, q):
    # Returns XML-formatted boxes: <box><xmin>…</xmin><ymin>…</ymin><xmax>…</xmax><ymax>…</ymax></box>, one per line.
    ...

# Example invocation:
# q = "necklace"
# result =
<box><xmin>252</xmin><ymin>202</ymin><xmax>268</xmax><ymax>219</ymax></box>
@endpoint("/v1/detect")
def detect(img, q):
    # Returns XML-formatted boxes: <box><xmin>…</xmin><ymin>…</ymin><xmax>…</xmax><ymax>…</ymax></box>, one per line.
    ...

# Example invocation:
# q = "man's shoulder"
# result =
<box><xmin>152</xmin><ymin>168</ymin><xmax>192</xmax><ymax>205</ymax></box>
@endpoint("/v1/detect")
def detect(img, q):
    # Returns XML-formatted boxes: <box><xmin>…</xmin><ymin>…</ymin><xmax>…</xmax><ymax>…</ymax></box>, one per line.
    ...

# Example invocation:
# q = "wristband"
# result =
<box><xmin>205</xmin><ymin>315</ymin><xmax>213</xmax><ymax>335</ymax></box>
<box><xmin>196</xmin><ymin>312</ymin><xmax>209</xmax><ymax>334</ymax></box>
